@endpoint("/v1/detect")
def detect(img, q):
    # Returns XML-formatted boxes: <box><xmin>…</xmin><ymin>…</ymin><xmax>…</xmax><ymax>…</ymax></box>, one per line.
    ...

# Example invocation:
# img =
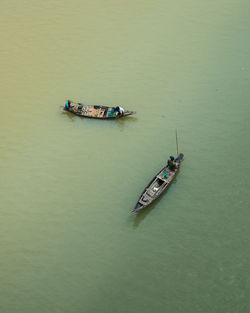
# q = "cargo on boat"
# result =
<box><xmin>60</xmin><ymin>100</ymin><xmax>136</xmax><ymax>119</ymax></box>
<box><xmin>131</xmin><ymin>153</ymin><xmax>184</xmax><ymax>214</ymax></box>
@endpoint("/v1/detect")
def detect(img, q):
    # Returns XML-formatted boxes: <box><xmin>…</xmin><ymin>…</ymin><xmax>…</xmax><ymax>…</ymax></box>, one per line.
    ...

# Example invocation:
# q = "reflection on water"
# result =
<box><xmin>132</xmin><ymin>203</ymin><xmax>158</xmax><ymax>228</ymax></box>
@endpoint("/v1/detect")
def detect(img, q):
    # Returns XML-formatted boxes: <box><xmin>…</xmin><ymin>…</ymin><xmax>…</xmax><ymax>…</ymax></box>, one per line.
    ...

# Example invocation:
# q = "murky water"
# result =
<box><xmin>1</xmin><ymin>1</ymin><xmax>250</xmax><ymax>312</ymax></box>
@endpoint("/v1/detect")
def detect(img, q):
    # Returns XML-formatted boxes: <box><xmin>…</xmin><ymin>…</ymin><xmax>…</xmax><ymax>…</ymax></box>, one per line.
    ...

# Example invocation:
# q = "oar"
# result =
<box><xmin>176</xmin><ymin>129</ymin><xmax>179</xmax><ymax>156</ymax></box>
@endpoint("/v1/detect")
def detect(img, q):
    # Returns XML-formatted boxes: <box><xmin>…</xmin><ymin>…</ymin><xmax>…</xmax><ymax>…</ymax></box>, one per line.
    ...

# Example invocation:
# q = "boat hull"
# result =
<box><xmin>60</xmin><ymin>102</ymin><xmax>136</xmax><ymax>119</ymax></box>
<box><xmin>131</xmin><ymin>153</ymin><xmax>184</xmax><ymax>214</ymax></box>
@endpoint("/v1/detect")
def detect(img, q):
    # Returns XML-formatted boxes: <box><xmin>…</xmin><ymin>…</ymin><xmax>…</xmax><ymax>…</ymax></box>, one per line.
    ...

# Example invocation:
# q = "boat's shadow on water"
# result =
<box><xmin>60</xmin><ymin>110</ymin><xmax>75</xmax><ymax>121</ymax></box>
<box><xmin>131</xmin><ymin>179</ymin><xmax>178</xmax><ymax>229</ymax></box>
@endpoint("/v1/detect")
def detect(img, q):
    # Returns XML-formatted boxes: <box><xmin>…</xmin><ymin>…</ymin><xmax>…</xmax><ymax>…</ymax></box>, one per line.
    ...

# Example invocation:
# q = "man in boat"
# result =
<box><xmin>109</xmin><ymin>107</ymin><xmax>117</xmax><ymax>117</ymax></box>
<box><xmin>115</xmin><ymin>106</ymin><xmax>124</xmax><ymax>116</ymax></box>
<box><xmin>65</xmin><ymin>100</ymin><xmax>71</xmax><ymax>110</ymax></box>
<box><xmin>168</xmin><ymin>156</ymin><xmax>177</xmax><ymax>171</ymax></box>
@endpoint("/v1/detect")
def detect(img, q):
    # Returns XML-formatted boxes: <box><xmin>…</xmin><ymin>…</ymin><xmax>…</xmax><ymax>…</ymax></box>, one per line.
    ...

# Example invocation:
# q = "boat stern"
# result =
<box><xmin>131</xmin><ymin>202</ymin><xmax>145</xmax><ymax>215</ymax></box>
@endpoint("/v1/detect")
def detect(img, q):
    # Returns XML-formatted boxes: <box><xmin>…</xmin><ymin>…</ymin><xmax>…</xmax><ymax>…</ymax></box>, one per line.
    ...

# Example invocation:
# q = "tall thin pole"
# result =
<box><xmin>176</xmin><ymin>129</ymin><xmax>179</xmax><ymax>156</ymax></box>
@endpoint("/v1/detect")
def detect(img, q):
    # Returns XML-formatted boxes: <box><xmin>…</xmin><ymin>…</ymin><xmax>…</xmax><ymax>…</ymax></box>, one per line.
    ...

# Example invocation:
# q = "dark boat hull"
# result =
<box><xmin>131</xmin><ymin>153</ymin><xmax>184</xmax><ymax>214</ymax></box>
<box><xmin>60</xmin><ymin>102</ymin><xmax>136</xmax><ymax>119</ymax></box>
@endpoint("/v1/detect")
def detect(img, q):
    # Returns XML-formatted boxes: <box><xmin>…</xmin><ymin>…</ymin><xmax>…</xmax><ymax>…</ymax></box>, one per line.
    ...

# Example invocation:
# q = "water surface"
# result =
<box><xmin>0</xmin><ymin>1</ymin><xmax>250</xmax><ymax>312</ymax></box>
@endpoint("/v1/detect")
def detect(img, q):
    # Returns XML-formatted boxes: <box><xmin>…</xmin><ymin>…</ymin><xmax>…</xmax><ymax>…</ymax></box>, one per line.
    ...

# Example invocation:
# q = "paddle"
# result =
<box><xmin>176</xmin><ymin>129</ymin><xmax>179</xmax><ymax>156</ymax></box>
<box><xmin>175</xmin><ymin>130</ymin><xmax>184</xmax><ymax>164</ymax></box>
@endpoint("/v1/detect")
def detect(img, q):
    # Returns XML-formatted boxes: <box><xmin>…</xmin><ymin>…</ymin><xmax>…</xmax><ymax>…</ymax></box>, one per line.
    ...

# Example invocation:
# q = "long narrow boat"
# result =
<box><xmin>60</xmin><ymin>100</ymin><xmax>136</xmax><ymax>119</ymax></box>
<box><xmin>131</xmin><ymin>153</ymin><xmax>184</xmax><ymax>214</ymax></box>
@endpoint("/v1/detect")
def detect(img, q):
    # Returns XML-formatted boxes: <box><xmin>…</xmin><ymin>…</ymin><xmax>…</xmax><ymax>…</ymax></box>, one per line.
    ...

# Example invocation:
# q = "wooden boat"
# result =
<box><xmin>131</xmin><ymin>153</ymin><xmax>184</xmax><ymax>214</ymax></box>
<box><xmin>60</xmin><ymin>100</ymin><xmax>136</xmax><ymax>119</ymax></box>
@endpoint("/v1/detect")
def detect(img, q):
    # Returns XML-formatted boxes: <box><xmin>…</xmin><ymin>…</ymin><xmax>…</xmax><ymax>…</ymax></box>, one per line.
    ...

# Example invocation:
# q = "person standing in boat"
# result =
<box><xmin>168</xmin><ymin>156</ymin><xmax>177</xmax><ymax>171</ymax></box>
<box><xmin>65</xmin><ymin>100</ymin><xmax>71</xmax><ymax>110</ymax></box>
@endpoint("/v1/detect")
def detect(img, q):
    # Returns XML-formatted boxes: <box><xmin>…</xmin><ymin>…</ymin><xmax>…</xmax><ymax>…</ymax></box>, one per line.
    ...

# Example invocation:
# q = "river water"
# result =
<box><xmin>1</xmin><ymin>1</ymin><xmax>250</xmax><ymax>312</ymax></box>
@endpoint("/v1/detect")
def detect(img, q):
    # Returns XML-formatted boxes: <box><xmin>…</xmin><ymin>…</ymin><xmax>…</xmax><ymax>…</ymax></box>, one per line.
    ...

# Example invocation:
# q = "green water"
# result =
<box><xmin>1</xmin><ymin>1</ymin><xmax>250</xmax><ymax>312</ymax></box>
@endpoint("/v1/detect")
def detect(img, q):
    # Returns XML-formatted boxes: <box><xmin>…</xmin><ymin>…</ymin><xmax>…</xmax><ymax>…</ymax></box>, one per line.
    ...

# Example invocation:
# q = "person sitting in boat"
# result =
<box><xmin>65</xmin><ymin>100</ymin><xmax>71</xmax><ymax>110</ymax></box>
<box><xmin>168</xmin><ymin>156</ymin><xmax>177</xmax><ymax>171</ymax></box>
<box><xmin>115</xmin><ymin>106</ymin><xmax>125</xmax><ymax>116</ymax></box>
<box><xmin>109</xmin><ymin>107</ymin><xmax>117</xmax><ymax>117</ymax></box>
